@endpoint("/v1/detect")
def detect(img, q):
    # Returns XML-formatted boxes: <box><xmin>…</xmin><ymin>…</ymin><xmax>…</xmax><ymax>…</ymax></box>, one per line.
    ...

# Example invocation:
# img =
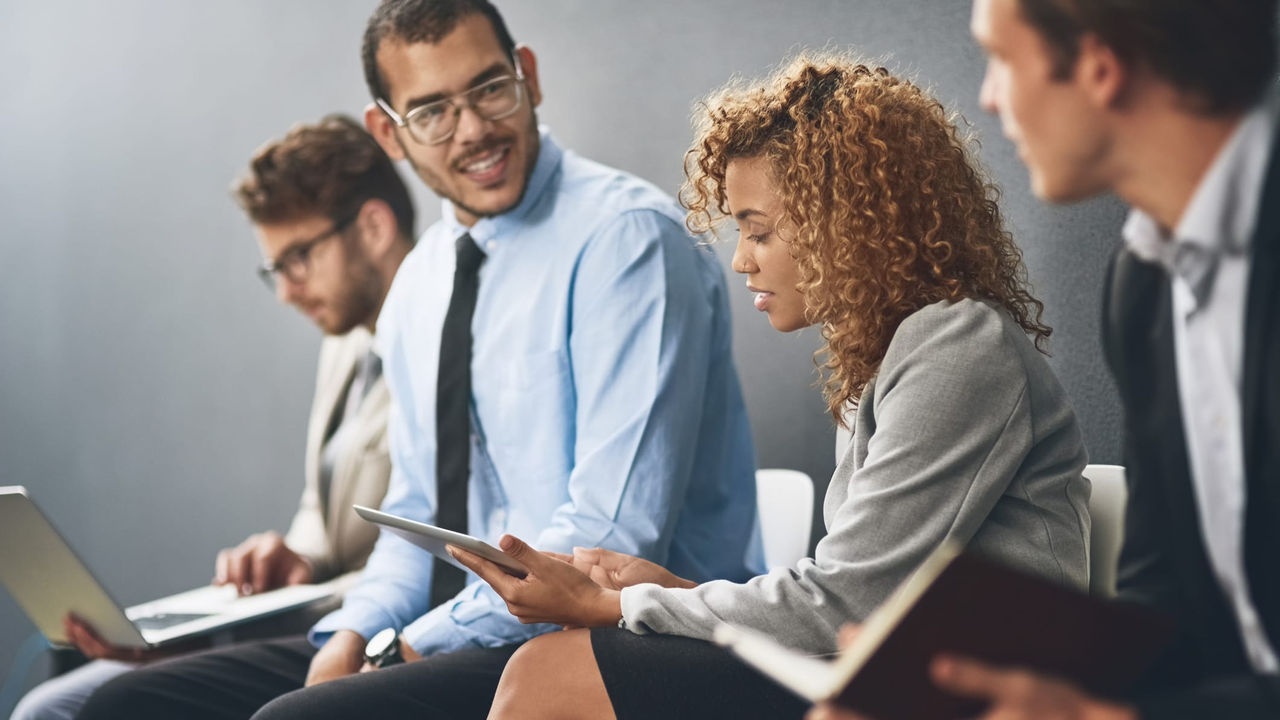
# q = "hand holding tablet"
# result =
<box><xmin>448</xmin><ymin>534</ymin><xmax>625</xmax><ymax>629</ymax></box>
<box><xmin>352</xmin><ymin>505</ymin><xmax>529</xmax><ymax>579</ymax></box>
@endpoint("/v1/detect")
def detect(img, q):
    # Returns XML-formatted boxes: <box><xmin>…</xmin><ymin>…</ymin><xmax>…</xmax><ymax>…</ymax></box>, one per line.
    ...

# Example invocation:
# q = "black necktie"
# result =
<box><xmin>431</xmin><ymin>233</ymin><xmax>486</xmax><ymax>608</ymax></box>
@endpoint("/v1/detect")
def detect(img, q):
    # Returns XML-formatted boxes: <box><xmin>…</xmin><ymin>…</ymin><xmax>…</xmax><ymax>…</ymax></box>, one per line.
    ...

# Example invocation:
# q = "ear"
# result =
<box><xmin>364</xmin><ymin>102</ymin><xmax>406</xmax><ymax>162</ymax></box>
<box><xmin>515</xmin><ymin>45</ymin><xmax>542</xmax><ymax>108</ymax></box>
<box><xmin>1073</xmin><ymin>33</ymin><xmax>1128</xmax><ymax>110</ymax></box>
<box><xmin>354</xmin><ymin>198</ymin><xmax>399</xmax><ymax>261</ymax></box>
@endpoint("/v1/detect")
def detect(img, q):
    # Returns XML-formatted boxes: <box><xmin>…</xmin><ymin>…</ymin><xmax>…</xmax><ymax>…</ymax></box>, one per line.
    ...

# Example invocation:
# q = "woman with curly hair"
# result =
<box><xmin>452</xmin><ymin>54</ymin><xmax>1091</xmax><ymax>719</ymax></box>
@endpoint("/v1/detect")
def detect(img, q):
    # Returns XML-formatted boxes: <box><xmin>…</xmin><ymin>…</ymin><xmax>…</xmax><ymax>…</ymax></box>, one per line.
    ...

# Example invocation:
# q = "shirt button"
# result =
<box><xmin>486</xmin><ymin>240</ymin><xmax>497</xmax><ymax>251</ymax></box>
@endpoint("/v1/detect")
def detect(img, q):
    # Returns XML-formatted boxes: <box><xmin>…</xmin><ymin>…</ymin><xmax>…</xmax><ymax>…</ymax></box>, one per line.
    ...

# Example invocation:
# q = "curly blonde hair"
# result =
<box><xmin>683</xmin><ymin>54</ymin><xmax>1050</xmax><ymax>426</ymax></box>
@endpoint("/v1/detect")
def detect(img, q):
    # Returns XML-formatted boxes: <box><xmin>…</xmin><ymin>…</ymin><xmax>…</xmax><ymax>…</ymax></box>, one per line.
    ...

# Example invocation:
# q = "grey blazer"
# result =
<box><xmin>620</xmin><ymin>298</ymin><xmax>1091</xmax><ymax>653</ymax></box>
<box><xmin>284</xmin><ymin>328</ymin><xmax>392</xmax><ymax>583</ymax></box>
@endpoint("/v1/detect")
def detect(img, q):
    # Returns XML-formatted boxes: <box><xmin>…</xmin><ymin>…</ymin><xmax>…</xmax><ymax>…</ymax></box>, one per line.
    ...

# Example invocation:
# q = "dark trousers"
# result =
<box><xmin>74</xmin><ymin>635</ymin><xmax>522</xmax><ymax>720</ymax></box>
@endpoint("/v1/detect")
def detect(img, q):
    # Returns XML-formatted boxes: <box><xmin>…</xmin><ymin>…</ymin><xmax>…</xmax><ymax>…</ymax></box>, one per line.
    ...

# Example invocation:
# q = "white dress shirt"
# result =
<box><xmin>1123</xmin><ymin>97</ymin><xmax>1279</xmax><ymax>674</ymax></box>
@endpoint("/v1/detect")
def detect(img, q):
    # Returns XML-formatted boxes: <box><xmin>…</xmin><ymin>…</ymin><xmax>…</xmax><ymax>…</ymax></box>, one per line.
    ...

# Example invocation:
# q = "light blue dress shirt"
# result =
<box><xmin>310</xmin><ymin>129</ymin><xmax>762</xmax><ymax>656</ymax></box>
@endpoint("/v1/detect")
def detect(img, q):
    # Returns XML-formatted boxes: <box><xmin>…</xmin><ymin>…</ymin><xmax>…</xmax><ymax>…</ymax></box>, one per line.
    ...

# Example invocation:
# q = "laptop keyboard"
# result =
<box><xmin>132</xmin><ymin>612</ymin><xmax>212</xmax><ymax>631</ymax></box>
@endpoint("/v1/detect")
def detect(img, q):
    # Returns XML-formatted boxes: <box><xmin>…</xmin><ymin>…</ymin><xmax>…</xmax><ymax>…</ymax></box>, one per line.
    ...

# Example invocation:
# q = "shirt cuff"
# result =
<box><xmin>307</xmin><ymin>599</ymin><xmax>401</xmax><ymax>649</ymax></box>
<box><xmin>400</xmin><ymin>601</ymin><xmax>466</xmax><ymax>656</ymax></box>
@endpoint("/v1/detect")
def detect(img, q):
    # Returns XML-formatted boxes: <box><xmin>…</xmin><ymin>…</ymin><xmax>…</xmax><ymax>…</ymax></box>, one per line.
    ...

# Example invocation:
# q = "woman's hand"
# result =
<box><xmin>63</xmin><ymin>614</ymin><xmax>199</xmax><ymax>664</ymax></box>
<box><xmin>448</xmin><ymin>535</ymin><xmax>624</xmax><ymax>628</ymax></box>
<box><xmin>568</xmin><ymin>547</ymin><xmax>696</xmax><ymax>591</ymax></box>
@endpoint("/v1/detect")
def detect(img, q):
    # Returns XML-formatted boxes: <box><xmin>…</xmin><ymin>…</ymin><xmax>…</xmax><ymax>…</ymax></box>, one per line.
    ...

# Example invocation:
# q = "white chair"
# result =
<box><xmin>755</xmin><ymin>469</ymin><xmax>815</xmax><ymax>571</ymax></box>
<box><xmin>1083</xmin><ymin>464</ymin><xmax>1128</xmax><ymax>598</ymax></box>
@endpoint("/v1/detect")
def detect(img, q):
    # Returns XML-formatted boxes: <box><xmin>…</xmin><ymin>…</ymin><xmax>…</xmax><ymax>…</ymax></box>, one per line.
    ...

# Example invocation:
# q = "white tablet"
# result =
<box><xmin>353</xmin><ymin>505</ymin><xmax>528</xmax><ymax>579</ymax></box>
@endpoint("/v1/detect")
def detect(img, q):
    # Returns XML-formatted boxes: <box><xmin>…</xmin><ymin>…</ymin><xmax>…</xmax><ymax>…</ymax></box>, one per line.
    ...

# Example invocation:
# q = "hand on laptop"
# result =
<box><xmin>61</xmin><ymin>614</ymin><xmax>196</xmax><ymax>664</ymax></box>
<box><xmin>213</xmin><ymin>530</ymin><xmax>313</xmax><ymax>596</ymax></box>
<box><xmin>63</xmin><ymin>614</ymin><xmax>152</xmax><ymax>662</ymax></box>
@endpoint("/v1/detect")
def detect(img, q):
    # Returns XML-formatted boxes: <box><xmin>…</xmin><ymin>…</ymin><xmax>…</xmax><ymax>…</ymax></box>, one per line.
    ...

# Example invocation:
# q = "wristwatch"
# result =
<box><xmin>364</xmin><ymin>627</ymin><xmax>405</xmax><ymax>668</ymax></box>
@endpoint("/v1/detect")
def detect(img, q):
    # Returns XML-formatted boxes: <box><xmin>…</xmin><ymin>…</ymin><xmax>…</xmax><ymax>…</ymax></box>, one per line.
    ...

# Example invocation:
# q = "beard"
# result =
<box><xmin>322</xmin><ymin>240</ymin><xmax>384</xmax><ymax>336</ymax></box>
<box><xmin>398</xmin><ymin>112</ymin><xmax>541</xmax><ymax>222</ymax></box>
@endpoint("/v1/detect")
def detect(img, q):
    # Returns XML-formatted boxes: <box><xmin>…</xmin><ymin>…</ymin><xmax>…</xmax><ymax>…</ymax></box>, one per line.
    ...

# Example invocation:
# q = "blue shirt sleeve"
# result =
<box><xmin>308</xmin><ymin>269</ymin><xmax>440</xmax><ymax>647</ymax></box>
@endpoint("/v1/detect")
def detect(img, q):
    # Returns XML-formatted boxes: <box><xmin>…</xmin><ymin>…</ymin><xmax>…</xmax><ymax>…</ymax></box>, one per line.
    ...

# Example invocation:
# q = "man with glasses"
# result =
<box><xmin>12</xmin><ymin>115</ymin><xmax>411</xmax><ymax>720</ymax></box>
<box><xmin>76</xmin><ymin>1</ymin><xmax>759</xmax><ymax>719</ymax></box>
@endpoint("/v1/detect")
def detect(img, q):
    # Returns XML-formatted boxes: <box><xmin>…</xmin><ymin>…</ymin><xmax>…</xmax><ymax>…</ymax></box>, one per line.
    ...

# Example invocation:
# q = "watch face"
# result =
<box><xmin>365</xmin><ymin>627</ymin><xmax>399</xmax><ymax>663</ymax></box>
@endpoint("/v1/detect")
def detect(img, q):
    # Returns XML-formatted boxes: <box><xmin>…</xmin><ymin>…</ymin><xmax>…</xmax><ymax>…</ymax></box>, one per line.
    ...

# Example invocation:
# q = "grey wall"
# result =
<box><xmin>0</xmin><ymin>1</ymin><xmax>1125</xmax><ymax>707</ymax></box>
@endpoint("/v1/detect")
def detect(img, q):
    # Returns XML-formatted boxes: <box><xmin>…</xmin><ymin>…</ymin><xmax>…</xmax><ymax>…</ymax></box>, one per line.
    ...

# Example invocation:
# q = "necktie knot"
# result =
<box><xmin>456</xmin><ymin>233</ymin><xmax>487</xmax><ymax>277</ymax></box>
<box><xmin>1172</xmin><ymin>241</ymin><xmax>1221</xmax><ymax>309</ymax></box>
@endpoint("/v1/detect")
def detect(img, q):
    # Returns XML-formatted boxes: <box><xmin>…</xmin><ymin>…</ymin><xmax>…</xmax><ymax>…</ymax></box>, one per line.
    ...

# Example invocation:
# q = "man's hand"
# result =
<box><xmin>304</xmin><ymin>630</ymin><xmax>367</xmax><ymax>687</ymax></box>
<box><xmin>213</xmin><ymin>531</ymin><xmax>312</xmax><ymax>596</ymax></box>
<box><xmin>449</xmin><ymin>535</ymin><xmax>623</xmax><ymax>628</ymax></box>
<box><xmin>804</xmin><ymin>624</ymin><xmax>863</xmax><ymax>720</ymax></box>
<box><xmin>63</xmin><ymin>614</ymin><xmax>158</xmax><ymax>663</ymax></box>
<box><xmin>929</xmin><ymin>655</ymin><xmax>1138</xmax><ymax>720</ymax></box>
<box><xmin>568</xmin><ymin>547</ymin><xmax>696</xmax><ymax>591</ymax></box>
<box><xmin>805</xmin><ymin>637</ymin><xmax>1137</xmax><ymax>720</ymax></box>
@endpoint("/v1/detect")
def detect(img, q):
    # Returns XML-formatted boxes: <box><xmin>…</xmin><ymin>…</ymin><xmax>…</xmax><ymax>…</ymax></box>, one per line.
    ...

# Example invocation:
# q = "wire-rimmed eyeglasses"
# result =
<box><xmin>376</xmin><ymin>60</ymin><xmax>526</xmax><ymax>145</ymax></box>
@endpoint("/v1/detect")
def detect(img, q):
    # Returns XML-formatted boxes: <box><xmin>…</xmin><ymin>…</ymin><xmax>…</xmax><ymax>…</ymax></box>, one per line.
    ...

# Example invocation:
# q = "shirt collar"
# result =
<box><xmin>441</xmin><ymin>126</ymin><xmax>564</xmax><ymax>245</ymax></box>
<box><xmin>1124</xmin><ymin>96</ymin><xmax>1277</xmax><ymax>268</ymax></box>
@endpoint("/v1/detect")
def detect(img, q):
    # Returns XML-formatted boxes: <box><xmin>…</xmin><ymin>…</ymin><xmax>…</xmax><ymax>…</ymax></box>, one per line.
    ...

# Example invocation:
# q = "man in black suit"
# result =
<box><xmin>812</xmin><ymin>1</ymin><xmax>1280</xmax><ymax>719</ymax></box>
<box><xmin>876</xmin><ymin>1</ymin><xmax>1280</xmax><ymax>719</ymax></box>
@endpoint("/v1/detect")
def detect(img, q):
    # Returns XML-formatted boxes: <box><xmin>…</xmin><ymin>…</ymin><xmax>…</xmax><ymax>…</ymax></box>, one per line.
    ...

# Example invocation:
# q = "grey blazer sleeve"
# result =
<box><xmin>620</xmin><ymin>299</ymin><xmax>1087</xmax><ymax>653</ymax></box>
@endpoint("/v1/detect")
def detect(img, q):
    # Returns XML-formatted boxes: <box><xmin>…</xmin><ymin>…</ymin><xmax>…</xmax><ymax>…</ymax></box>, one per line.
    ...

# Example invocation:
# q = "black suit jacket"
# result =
<box><xmin>1102</xmin><ymin>132</ymin><xmax>1280</xmax><ymax>719</ymax></box>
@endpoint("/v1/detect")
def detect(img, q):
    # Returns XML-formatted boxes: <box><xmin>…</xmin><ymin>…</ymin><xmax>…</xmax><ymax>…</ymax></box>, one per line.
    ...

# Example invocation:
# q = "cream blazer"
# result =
<box><xmin>284</xmin><ymin>328</ymin><xmax>391</xmax><ymax>583</ymax></box>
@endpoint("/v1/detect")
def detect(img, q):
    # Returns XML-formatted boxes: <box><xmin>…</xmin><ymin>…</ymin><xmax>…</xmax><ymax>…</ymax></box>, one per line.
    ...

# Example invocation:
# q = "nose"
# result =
<box><xmin>978</xmin><ymin>62</ymin><xmax>999</xmax><ymax>115</ymax></box>
<box><xmin>730</xmin><ymin>233</ymin><xmax>757</xmax><ymax>275</ymax></box>
<box><xmin>453</xmin><ymin>103</ymin><xmax>494</xmax><ymax>145</ymax></box>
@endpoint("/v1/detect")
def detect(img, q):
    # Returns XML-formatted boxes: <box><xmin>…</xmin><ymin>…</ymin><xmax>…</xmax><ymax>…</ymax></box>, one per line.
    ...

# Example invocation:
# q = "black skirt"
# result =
<box><xmin>590</xmin><ymin>626</ymin><xmax>811</xmax><ymax>720</ymax></box>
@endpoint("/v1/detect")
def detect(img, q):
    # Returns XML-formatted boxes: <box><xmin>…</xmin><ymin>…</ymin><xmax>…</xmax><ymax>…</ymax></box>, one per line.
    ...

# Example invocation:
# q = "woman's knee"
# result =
<box><xmin>490</xmin><ymin>631</ymin><xmax>613</xmax><ymax>720</ymax></box>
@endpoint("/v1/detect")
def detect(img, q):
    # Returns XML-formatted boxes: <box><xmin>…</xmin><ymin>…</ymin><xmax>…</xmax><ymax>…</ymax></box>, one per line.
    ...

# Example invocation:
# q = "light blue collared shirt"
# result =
<box><xmin>311</xmin><ymin>129</ymin><xmax>762</xmax><ymax>655</ymax></box>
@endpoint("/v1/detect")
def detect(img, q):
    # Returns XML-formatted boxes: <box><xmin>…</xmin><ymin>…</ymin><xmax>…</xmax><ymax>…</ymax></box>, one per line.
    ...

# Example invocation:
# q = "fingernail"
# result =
<box><xmin>241</xmin><ymin>583</ymin><xmax>253</xmax><ymax>596</ymax></box>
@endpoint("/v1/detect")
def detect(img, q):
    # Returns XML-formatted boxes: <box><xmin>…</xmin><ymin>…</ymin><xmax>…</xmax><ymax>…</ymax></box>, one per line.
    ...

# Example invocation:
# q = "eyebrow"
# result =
<box><xmin>402</xmin><ymin>62</ymin><xmax>513</xmax><ymax>110</ymax></box>
<box><xmin>266</xmin><ymin>237</ymin><xmax>313</xmax><ymax>265</ymax></box>
<box><xmin>733</xmin><ymin>209</ymin><xmax>770</xmax><ymax>222</ymax></box>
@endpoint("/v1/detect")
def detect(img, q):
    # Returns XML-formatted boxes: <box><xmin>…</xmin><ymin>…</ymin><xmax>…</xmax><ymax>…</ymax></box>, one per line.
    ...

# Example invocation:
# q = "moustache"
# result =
<box><xmin>451</xmin><ymin>138</ymin><xmax>513</xmax><ymax>172</ymax></box>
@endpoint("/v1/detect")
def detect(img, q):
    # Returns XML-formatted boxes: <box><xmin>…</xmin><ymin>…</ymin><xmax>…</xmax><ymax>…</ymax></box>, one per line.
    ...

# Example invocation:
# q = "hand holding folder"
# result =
<box><xmin>716</xmin><ymin>542</ymin><xmax>1171</xmax><ymax>720</ymax></box>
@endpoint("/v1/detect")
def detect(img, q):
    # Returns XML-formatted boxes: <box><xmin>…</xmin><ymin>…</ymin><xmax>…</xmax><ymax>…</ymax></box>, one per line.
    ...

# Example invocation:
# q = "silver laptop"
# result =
<box><xmin>0</xmin><ymin>485</ymin><xmax>339</xmax><ymax>648</ymax></box>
